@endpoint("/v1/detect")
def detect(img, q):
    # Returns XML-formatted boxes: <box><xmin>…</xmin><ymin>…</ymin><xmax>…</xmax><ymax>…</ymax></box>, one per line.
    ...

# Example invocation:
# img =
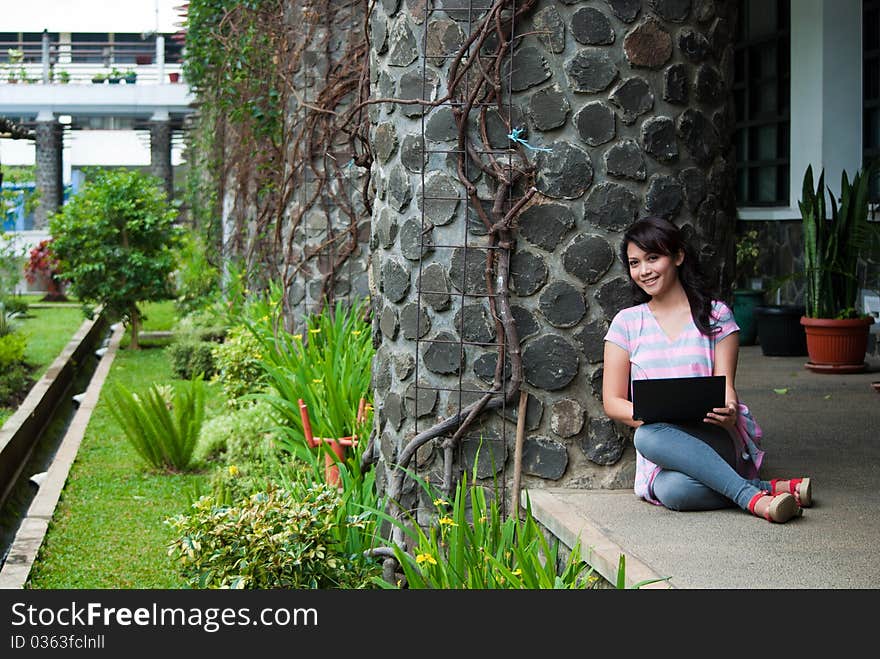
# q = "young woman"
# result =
<box><xmin>602</xmin><ymin>216</ymin><xmax>812</xmax><ymax>523</ymax></box>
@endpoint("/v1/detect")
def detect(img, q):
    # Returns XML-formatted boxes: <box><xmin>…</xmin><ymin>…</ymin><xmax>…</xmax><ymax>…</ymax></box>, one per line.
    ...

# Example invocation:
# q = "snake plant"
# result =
<box><xmin>799</xmin><ymin>164</ymin><xmax>875</xmax><ymax>319</ymax></box>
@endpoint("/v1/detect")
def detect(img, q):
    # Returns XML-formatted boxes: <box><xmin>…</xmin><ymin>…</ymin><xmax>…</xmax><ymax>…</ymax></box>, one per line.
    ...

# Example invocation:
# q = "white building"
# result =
<box><xmin>0</xmin><ymin>1</ymin><xmax>193</xmax><ymax>234</ymax></box>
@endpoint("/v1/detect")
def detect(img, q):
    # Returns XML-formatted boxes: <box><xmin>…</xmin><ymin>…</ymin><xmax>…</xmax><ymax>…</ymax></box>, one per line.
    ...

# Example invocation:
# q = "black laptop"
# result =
<box><xmin>632</xmin><ymin>375</ymin><xmax>726</xmax><ymax>424</ymax></box>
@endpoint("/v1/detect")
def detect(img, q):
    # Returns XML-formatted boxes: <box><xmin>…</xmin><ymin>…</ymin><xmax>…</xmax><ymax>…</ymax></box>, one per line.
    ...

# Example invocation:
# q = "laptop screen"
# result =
<box><xmin>632</xmin><ymin>376</ymin><xmax>726</xmax><ymax>424</ymax></box>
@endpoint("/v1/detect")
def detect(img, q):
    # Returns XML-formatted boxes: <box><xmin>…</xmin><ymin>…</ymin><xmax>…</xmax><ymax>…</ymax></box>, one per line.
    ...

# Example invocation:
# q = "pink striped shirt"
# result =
<box><xmin>604</xmin><ymin>300</ymin><xmax>739</xmax><ymax>503</ymax></box>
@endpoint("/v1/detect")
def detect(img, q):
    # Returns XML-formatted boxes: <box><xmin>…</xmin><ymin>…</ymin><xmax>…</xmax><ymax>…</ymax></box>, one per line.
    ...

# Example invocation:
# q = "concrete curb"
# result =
<box><xmin>524</xmin><ymin>489</ymin><xmax>673</xmax><ymax>589</ymax></box>
<box><xmin>0</xmin><ymin>314</ymin><xmax>107</xmax><ymax>509</ymax></box>
<box><xmin>0</xmin><ymin>323</ymin><xmax>126</xmax><ymax>589</ymax></box>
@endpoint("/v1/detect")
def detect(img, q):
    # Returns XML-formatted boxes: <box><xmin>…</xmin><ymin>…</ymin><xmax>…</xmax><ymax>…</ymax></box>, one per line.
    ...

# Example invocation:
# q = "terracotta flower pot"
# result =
<box><xmin>800</xmin><ymin>316</ymin><xmax>875</xmax><ymax>373</ymax></box>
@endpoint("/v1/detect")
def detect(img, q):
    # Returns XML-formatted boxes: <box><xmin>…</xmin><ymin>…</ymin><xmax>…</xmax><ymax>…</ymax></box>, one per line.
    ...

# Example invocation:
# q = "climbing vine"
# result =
<box><xmin>183</xmin><ymin>0</ymin><xmax>371</xmax><ymax>325</ymax></box>
<box><xmin>184</xmin><ymin>0</ymin><xmax>543</xmax><ymax>580</ymax></box>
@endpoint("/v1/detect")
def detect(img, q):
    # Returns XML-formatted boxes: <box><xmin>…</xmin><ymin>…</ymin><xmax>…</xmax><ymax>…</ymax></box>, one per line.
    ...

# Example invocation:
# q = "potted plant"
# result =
<box><xmin>798</xmin><ymin>164</ymin><xmax>877</xmax><ymax>372</ymax></box>
<box><xmin>732</xmin><ymin>226</ymin><xmax>764</xmax><ymax>345</ymax></box>
<box><xmin>5</xmin><ymin>48</ymin><xmax>24</xmax><ymax>83</ymax></box>
<box><xmin>123</xmin><ymin>68</ymin><xmax>137</xmax><ymax>84</ymax></box>
<box><xmin>91</xmin><ymin>72</ymin><xmax>107</xmax><ymax>84</ymax></box>
<box><xmin>107</xmin><ymin>67</ymin><xmax>123</xmax><ymax>84</ymax></box>
<box><xmin>57</xmin><ymin>69</ymin><xmax>71</xmax><ymax>84</ymax></box>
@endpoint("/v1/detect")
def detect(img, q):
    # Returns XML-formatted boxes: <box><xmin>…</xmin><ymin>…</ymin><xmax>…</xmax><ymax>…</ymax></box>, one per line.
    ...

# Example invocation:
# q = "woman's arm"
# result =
<box><xmin>706</xmin><ymin>331</ymin><xmax>739</xmax><ymax>429</ymax></box>
<box><xmin>602</xmin><ymin>341</ymin><xmax>643</xmax><ymax>429</ymax></box>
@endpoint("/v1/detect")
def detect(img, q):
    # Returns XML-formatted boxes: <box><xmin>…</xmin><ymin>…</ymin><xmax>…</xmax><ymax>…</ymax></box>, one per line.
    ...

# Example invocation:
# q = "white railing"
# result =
<box><xmin>1</xmin><ymin>35</ymin><xmax>184</xmax><ymax>86</ymax></box>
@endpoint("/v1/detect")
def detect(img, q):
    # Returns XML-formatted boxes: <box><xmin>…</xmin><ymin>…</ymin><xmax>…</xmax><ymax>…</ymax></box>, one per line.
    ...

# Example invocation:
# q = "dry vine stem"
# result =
<box><xmin>210</xmin><ymin>0</ymin><xmax>372</xmax><ymax>327</ymax></box>
<box><xmin>368</xmin><ymin>0</ymin><xmax>541</xmax><ymax>581</ymax></box>
<box><xmin>200</xmin><ymin>0</ymin><xmax>542</xmax><ymax>580</ymax></box>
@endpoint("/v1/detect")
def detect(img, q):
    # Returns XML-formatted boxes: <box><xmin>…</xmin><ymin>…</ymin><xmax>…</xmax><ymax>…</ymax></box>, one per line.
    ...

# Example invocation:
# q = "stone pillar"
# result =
<box><xmin>149</xmin><ymin>115</ymin><xmax>173</xmax><ymax>200</ymax></box>
<box><xmin>368</xmin><ymin>0</ymin><xmax>738</xmax><ymax>510</ymax></box>
<box><xmin>34</xmin><ymin>112</ymin><xmax>63</xmax><ymax>229</ymax></box>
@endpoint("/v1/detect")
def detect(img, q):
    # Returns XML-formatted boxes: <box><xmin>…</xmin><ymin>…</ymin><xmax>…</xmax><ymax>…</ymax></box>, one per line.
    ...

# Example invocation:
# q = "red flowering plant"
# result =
<box><xmin>25</xmin><ymin>238</ymin><xmax>67</xmax><ymax>301</ymax></box>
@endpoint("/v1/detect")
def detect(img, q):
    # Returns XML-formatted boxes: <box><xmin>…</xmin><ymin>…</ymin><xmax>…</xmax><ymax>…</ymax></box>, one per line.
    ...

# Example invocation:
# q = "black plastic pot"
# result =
<box><xmin>754</xmin><ymin>305</ymin><xmax>808</xmax><ymax>356</ymax></box>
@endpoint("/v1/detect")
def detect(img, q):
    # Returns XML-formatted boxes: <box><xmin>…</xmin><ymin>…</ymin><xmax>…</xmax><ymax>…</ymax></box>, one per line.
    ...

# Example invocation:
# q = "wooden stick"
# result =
<box><xmin>511</xmin><ymin>389</ymin><xmax>528</xmax><ymax>520</ymax></box>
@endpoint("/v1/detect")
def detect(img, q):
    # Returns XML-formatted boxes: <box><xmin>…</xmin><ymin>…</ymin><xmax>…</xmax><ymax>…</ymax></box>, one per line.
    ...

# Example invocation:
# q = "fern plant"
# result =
<box><xmin>107</xmin><ymin>376</ymin><xmax>205</xmax><ymax>472</ymax></box>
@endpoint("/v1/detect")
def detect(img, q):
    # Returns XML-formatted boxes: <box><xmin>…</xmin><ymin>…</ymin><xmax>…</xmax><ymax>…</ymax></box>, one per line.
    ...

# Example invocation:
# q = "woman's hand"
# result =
<box><xmin>704</xmin><ymin>401</ymin><xmax>738</xmax><ymax>430</ymax></box>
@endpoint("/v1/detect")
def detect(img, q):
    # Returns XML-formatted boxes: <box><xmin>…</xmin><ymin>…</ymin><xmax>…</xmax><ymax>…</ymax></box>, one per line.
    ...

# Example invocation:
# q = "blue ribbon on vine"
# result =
<box><xmin>507</xmin><ymin>127</ymin><xmax>552</xmax><ymax>152</ymax></box>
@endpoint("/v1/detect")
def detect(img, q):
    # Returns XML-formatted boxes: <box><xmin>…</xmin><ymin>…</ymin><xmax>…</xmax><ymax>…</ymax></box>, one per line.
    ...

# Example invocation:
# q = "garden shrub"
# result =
<box><xmin>0</xmin><ymin>331</ymin><xmax>30</xmax><ymax>408</ymax></box>
<box><xmin>165</xmin><ymin>484</ymin><xmax>379</xmax><ymax>589</ymax></box>
<box><xmin>173</xmin><ymin>231</ymin><xmax>220</xmax><ymax>316</ymax></box>
<box><xmin>212</xmin><ymin>324</ymin><xmax>266</xmax><ymax>404</ymax></box>
<box><xmin>0</xmin><ymin>332</ymin><xmax>27</xmax><ymax>368</ymax></box>
<box><xmin>0</xmin><ymin>362</ymin><xmax>31</xmax><ymax>407</ymax></box>
<box><xmin>169</xmin><ymin>340</ymin><xmax>216</xmax><ymax>380</ymax></box>
<box><xmin>196</xmin><ymin>399</ymin><xmax>279</xmax><ymax>464</ymax></box>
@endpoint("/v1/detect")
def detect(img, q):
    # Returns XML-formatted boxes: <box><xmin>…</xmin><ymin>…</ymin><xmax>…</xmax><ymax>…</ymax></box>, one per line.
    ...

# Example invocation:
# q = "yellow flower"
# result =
<box><xmin>228</xmin><ymin>465</ymin><xmax>239</xmax><ymax>476</ymax></box>
<box><xmin>312</xmin><ymin>378</ymin><xmax>322</xmax><ymax>384</ymax></box>
<box><xmin>309</xmin><ymin>328</ymin><xmax>320</xmax><ymax>334</ymax></box>
<box><xmin>438</xmin><ymin>516</ymin><xmax>457</xmax><ymax>527</ymax></box>
<box><xmin>415</xmin><ymin>553</ymin><xmax>437</xmax><ymax>566</ymax></box>
<box><xmin>433</xmin><ymin>498</ymin><xmax>449</xmax><ymax>507</ymax></box>
<box><xmin>352</xmin><ymin>330</ymin><xmax>361</xmax><ymax>335</ymax></box>
<box><xmin>512</xmin><ymin>568</ymin><xmax>522</xmax><ymax>576</ymax></box>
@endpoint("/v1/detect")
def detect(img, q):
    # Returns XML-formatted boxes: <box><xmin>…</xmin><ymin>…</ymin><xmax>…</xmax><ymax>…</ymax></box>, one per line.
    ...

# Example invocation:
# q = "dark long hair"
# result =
<box><xmin>620</xmin><ymin>216</ymin><xmax>719</xmax><ymax>336</ymax></box>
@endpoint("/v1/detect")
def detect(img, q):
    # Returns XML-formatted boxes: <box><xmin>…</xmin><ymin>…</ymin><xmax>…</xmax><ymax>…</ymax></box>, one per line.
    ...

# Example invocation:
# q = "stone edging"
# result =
<box><xmin>0</xmin><ymin>314</ymin><xmax>108</xmax><ymax>509</ymax></box>
<box><xmin>0</xmin><ymin>323</ymin><xmax>125</xmax><ymax>589</ymax></box>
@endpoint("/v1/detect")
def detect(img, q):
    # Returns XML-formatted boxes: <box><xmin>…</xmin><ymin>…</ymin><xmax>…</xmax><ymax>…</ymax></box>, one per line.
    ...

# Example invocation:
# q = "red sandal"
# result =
<box><xmin>748</xmin><ymin>491</ymin><xmax>800</xmax><ymax>523</ymax></box>
<box><xmin>770</xmin><ymin>477</ymin><xmax>812</xmax><ymax>508</ymax></box>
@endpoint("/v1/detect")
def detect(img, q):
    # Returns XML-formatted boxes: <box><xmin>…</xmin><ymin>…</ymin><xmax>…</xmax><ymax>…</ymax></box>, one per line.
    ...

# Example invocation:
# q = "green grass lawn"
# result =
<box><xmin>0</xmin><ymin>303</ymin><xmax>87</xmax><ymax>427</ymax></box>
<box><xmin>26</xmin><ymin>341</ymin><xmax>224</xmax><ymax>589</ymax></box>
<box><xmin>20</xmin><ymin>304</ymin><xmax>88</xmax><ymax>379</ymax></box>
<box><xmin>140</xmin><ymin>299</ymin><xmax>177</xmax><ymax>332</ymax></box>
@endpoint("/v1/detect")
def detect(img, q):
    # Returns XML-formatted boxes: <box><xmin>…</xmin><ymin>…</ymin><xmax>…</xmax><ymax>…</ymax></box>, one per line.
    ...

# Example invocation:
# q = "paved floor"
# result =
<box><xmin>526</xmin><ymin>345</ymin><xmax>880</xmax><ymax>589</ymax></box>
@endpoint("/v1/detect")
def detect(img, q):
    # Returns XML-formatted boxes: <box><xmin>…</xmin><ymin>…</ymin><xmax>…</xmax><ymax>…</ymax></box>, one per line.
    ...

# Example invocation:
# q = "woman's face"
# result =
<box><xmin>626</xmin><ymin>242</ymin><xmax>684</xmax><ymax>298</ymax></box>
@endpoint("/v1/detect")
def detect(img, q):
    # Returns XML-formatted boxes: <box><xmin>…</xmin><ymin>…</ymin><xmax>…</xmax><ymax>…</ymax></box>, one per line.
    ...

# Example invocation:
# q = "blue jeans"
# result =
<box><xmin>633</xmin><ymin>422</ymin><xmax>770</xmax><ymax>511</ymax></box>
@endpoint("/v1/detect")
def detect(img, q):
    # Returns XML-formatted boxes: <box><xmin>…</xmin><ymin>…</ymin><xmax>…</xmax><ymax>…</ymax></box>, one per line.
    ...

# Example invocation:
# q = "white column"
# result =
<box><xmin>157</xmin><ymin>35</ymin><xmax>165</xmax><ymax>84</ymax></box>
<box><xmin>790</xmin><ymin>0</ymin><xmax>863</xmax><ymax>206</ymax></box>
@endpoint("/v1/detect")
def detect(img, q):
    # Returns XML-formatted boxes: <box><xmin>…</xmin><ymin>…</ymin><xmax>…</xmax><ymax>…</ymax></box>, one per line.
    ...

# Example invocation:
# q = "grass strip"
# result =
<box><xmin>26</xmin><ymin>342</ymin><xmax>223</xmax><ymax>589</ymax></box>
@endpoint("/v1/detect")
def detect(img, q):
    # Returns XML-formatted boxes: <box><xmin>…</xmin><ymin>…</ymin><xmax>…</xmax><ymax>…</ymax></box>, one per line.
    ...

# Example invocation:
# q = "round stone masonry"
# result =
<box><xmin>575</xmin><ymin>101</ymin><xmax>616</xmax><ymax>147</ymax></box>
<box><xmin>609</xmin><ymin>76</ymin><xmax>654</xmax><ymax>125</ymax></box>
<box><xmin>539</xmin><ymin>281</ymin><xmax>587</xmax><ymax>328</ymax></box>
<box><xmin>571</xmin><ymin>7</ymin><xmax>615</xmax><ymax>46</ymax></box>
<box><xmin>532</xmin><ymin>6</ymin><xmax>565</xmax><ymax>54</ymax></box>
<box><xmin>535</xmin><ymin>141</ymin><xmax>594</xmax><ymax>199</ymax></box>
<box><xmin>522</xmin><ymin>334</ymin><xmax>579</xmax><ymax>391</ymax></box>
<box><xmin>516</xmin><ymin>201</ymin><xmax>576</xmax><ymax>252</ymax></box>
<box><xmin>584</xmin><ymin>181</ymin><xmax>640</xmax><ymax>232</ymax></box>
<box><xmin>521</xmin><ymin>436</ymin><xmax>568</xmax><ymax>480</ymax></box>
<box><xmin>399</xmin><ymin>218</ymin><xmax>434</xmax><ymax>261</ymax></box>
<box><xmin>623</xmin><ymin>17</ymin><xmax>673</xmax><ymax>69</ymax></box>
<box><xmin>565</xmin><ymin>49</ymin><xmax>618</xmax><ymax>93</ymax></box>
<box><xmin>550</xmin><ymin>398</ymin><xmax>586</xmax><ymax>438</ymax></box>
<box><xmin>562</xmin><ymin>233</ymin><xmax>615</xmax><ymax>285</ymax></box>
<box><xmin>367</xmin><ymin>0</ymin><xmax>738</xmax><ymax>495</ymax></box>
<box><xmin>527</xmin><ymin>86</ymin><xmax>571</xmax><ymax>132</ymax></box>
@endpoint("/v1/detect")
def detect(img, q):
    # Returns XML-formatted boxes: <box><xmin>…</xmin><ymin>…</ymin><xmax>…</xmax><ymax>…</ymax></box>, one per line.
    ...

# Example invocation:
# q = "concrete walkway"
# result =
<box><xmin>527</xmin><ymin>345</ymin><xmax>880</xmax><ymax>589</ymax></box>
